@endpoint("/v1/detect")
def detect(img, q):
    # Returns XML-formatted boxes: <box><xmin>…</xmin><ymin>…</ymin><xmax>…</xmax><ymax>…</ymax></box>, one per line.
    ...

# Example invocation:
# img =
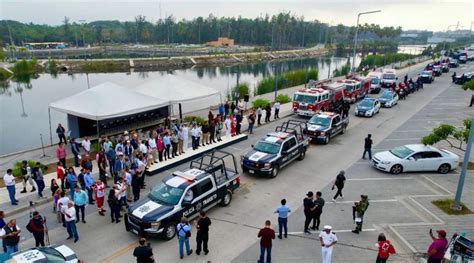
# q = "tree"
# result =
<box><xmin>421</xmin><ymin>119</ymin><xmax>472</xmax><ymax>152</ymax></box>
<box><xmin>62</xmin><ymin>16</ymin><xmax>72</xmax><ymax>42</ymax></box>
<box><xmin>135</xmin><ymin>15</ymin><xmax>147</xmax><ymax>43</ymax></box>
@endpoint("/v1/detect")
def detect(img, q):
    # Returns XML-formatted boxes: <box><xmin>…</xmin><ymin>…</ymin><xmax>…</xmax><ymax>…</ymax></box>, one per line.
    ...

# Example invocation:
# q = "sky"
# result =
<box><xmin>1</xmin><ymin>0</ymin><xmax>473</xmax><ymax>31</ymax></box>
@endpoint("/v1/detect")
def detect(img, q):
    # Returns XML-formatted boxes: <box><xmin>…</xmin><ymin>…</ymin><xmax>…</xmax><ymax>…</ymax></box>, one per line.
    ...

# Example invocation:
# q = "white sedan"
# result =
<box><xmin>7</xmin><ymin>244</ymin><xmax>78</xmax><ymax>263</ymax></box>
<box><xmin>372</xmin><ymin>144</ymin><xmax>459</xmax><ymax>174</ymax></box>
<box><xmin>355</xmin><ymin>98</ymin><xmax>381</xmax><ymax>117</ymax></box>
<box><xmin>378</xmin><ymin>90</ymin><xmax>399</xmax><ymax>108</ymax></box>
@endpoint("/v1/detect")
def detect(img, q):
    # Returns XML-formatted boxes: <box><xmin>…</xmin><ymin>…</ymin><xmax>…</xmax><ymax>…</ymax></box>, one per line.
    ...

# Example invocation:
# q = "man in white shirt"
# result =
<box><xmin>319</xmin><ymin>225</ymin><xmax>337</xmax><ymax>263</ymax></box>
<box><xmin>0</xmin><ymin>219</ymin><xmax>21</xmax><ymax>255</ymax></box>
<box><xmin>81</xmin><ymin>136</ymin><xmax>91</xmax><ymax>154</ymax></box>
<box><xmin>64</xmin><ymin>201</ymin><xmax>79</xmax><ymax>242</ymax></box>
<box><xmin>191</xmin><ymin>125</ymin><xmax>200</xmax><ymax>150</ymax></box>
<box><xmin>273</xmin><ymin>101</ymin><xmax>281</xmax><ymax>119</ymax></box>
<box><xmin>139</xmin><ymin>140</ymin><xmax>148</xmax><ymax>155</ymax></box>
<box><xmin>3</xmin><ymin>169</ymin><xmax>18</xmax><ymax>205</ymax></box>
<box><xmin>148</xmin><ymin>136</ymin><xmax>158</xmax><ymax>163</ymax></box>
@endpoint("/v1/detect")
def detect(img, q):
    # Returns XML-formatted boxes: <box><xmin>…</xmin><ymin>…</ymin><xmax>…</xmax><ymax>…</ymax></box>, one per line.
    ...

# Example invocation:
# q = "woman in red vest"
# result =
<box><xmin>376</xmin><ymin>233</ymin><xmax>396</xmax><ymax>263</ymax></box>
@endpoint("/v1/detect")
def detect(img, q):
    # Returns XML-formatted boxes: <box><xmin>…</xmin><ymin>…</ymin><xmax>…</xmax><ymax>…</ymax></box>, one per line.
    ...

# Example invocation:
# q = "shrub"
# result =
<box><xmin>0</xmin><ymin>68</ymin><xmax>13</xmax><ymax>81</ymax></box>
<box><xmin>359</xmin><ymin>53</ymin><xmax>416</xmax><ymax>69</ymax></box>
<box><xmin>252</xmin><ymin>98</ymin><xmax>271</xmax><ymax>109</ymax></box>
<box><xmin>12</xmin><ymin>59</ymin><xmax>38</xmax><ymax>77</ymax></box>
<box><xmin>256</xmin><ymin>69</ymin><xmax>318</xmax><ymax>95</ymax></box>
<box><xmin>276</xmin><ymin>94</ymin><xmax>291</xmax><ymax>103</ymax></box>
<box><xmin>232</xmin><ymin>83</ymin><xmax>250</xmax><ymax>100</ymax></box>
<box><xmin>12</xmin><ymin>160</ymin><xmax>47</xmax><ymax>177</ymax></box>
<box><xmin>80</xmin><ymin>61</ymin><xmax>123</xmax><ymax>72</ymax></box>
<box><xmin>48</xmin><ymin>59</ymin><xmax>58</xmax><ymax>75</ymax></box>
<box><xmin>462</xmin><ymin>80</ymin><xmax>474</xmax><ymax>91</ymax></box>
<box><xmin>333</xmin><ymin>64</ymin><xmax>351</xmax><ymax>77</ymax></box>
<box><xmin>184</xmin><ymin>115</ymin><xmax>205</xmax><ymax>125</ymax></box>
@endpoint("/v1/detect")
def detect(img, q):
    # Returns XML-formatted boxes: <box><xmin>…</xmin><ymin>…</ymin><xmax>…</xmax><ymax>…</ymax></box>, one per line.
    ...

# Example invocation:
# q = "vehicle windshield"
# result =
<box><xmin>371</xmin><ymin>78</ymin><xmax>380</xmax><ymax>84</ymax></box>
<box><xmin>308</xmin><ymin>116</ymin><xmax>331</xmax><ymax>127</ymax></box>
<box><xmin>380</xmin><ymin>92</ymin><xmax>392</xmax><ymax>100</ymax></box>
<box><xmin>293</xmin><ymin>94</ymin><xmax>317</xmax><ymax>104</ymax></box>
<box><xmin>345</xmin><ymin>84</ymin><xmax>354</xmax><ymax>92</ymax></box>
<box><xmin>39</xmin><ymin>247</ymin><xmax>67</xmax><ymax>261</ymax></box>
<box><xmin>149</xmin><ymin>181</ymin><xmax>185</xmax><ymax>206</ymax></box>
<box><xmin>358</xmin><ymin>100</ymin><xmax>373</xmax><ymax>108</ymax></box>
<box><xmin>389</xmin><ymin>146</ymin><xmax>415</xmax><ymax>159</ymax></box>
<box><xmin>253</xmin><ymin>141</ymin><xmax>280</xmax><ymax>154</ymax></box>
<box><xmin>383</xmin><ymin>74</ymin><xmax>396</xmax><ymax>80</ymax></box>
<box><xmin>421</xmin><ymin>71</ymin><xmax>431</xmax><ymax>75</ymax></box>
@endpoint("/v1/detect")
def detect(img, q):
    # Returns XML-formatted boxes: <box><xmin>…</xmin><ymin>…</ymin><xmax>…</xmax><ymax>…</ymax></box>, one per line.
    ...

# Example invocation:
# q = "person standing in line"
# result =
<box><xmin>84</xmin><ymin>168</ymin><xmax>95</xmax><ymax>205</ymax></box>
<box><xmin>71</xmin><ymin>138</ymin><xmax>81</xmax><ymax>167</ymax></box>
<box><xmin>332</xmin><ymin>170</ymin><xmax>346</xmax><ymax>202</ymax></box>
<box><xmin>106</xmin><ymin>146</ymin><xmax>116</xmax><ymax>177</ymax></box>
<box><xmin>94</xmin><ymin>179</ymin><xmax>106</xmax><ymax>216</ymax></box>
<box><xmin>178</xmin><ymin>127</ymin><xmax>185</xmax><ymax>154</ymax></box>
<box><xmin>73</xmin><ymin>186</ymin><xmax>88</xmax><ymax>224</ymax></box>
<box><xmin>303</xmin><ymin>191</ymin><xmax>315</xmax><ymax>234</ymax></box>
<box><xmin>352</xmin><ymin>195</ymin><xmax>369</xmax><ymax>234</ymax></box>
<box><xmin>265</xmin><ymin>104</ymin><xmax>272</xmax><ymax>123</ymax></box>
<box><xmin>56</xmin><ymin>142</ymin><xmax>67</xmax><ymax>168</ymax></box>
<box><xmin>171</xmin><ymin>132</ymin><xmax>179</xmax><ymax>158</ymax></box>
<box><xmin>427</xmin><ymin>229</ymin><xmax>448</xmax><ymax>263</ymax></box>
<box><xmin>0</xmin><ymin>211</ymin><xmax>6</xmax><ymax>253</ymax></box>
<box><xmin>133</xmin><ymin>237</ymin><xmax>155</xmax><ymax>263</ymax></box>
<box><xmin>81</xmin><ymin>136</ymin><xmax>91</xmax><ymax>154</ymax></box>
<box><xmin>257</xmin><ymin>106</ymin><xmax>263</xmax><ymax>126</ymax></box>
<box><xmin>225</xmin><ymin>101</ymin><xmax>231</xmax><ymax>119</ymax></box>
<box><xmin>57</xmin><ymin>192</ymin><xmax>69</xmax><ymax>227</ymax></box>
<box><xmin>237</xmin><ymin>99</ymin><xmax>245</xmax><ymax>116</ymax></box>
<box><xmin>20</xmin><ymin>160</ymin><xmax>36</xmax><ymax>193</ymax></box>
<box><xmin>32</xmin><ymin>162</ymin><xmax>45</xmax><ymax>198</ymax></box>
<box><xmin>257</xmin><ymin>220</ymin><xmax>275</xmax><ymax>263</ymax></box>
<box><xmin>201</xmin><ymin>121</ymin><xmax>210</xmax><ymax>146</ymax></box>
<box><xmin>156</xmin><ymin>135</ymin><xmax>165</xmax><ymax>162</ymax></box>
<box><xmin>56</xmin><ymin>162</ymin><xmax>66</xmax><ymax>191</ymax></box>
<box><xmin>215</xmin><ymin>118</ymin><xmax>222</xmax><ymax>142</ymax></box>
<box><xmin>273</xmin><ymin>101</ymin><xmax>281</xmax><ymax>119</ymax></box>
<box><xmin>114</xmin><ymin>153</ymin><xmax>124</xmax><ymax>183</ymax></box>
<box><xmin>224</xmin><ymin>116</ymin><xmax>231</xmax><ymax>139</ymax></box>
<box><xmin>0</xmin><ymin>219</ymin><xmax>21</xmax><ymax>255</ymax></box>
<box><xmin>209</xmin><ymin>120</ymin><xmax>216</xmax><ymax>144</ymax></box>
<box><xmin>362</xmin><ymin>134</ymin><xmax>373</xmax><ymax>160</ymax></box>
<box><xmin>163</xmin><ymin>132</ymin><xmax>172</xmax><ymax>160</ymax></box>
<box><xmin>149</xmin><ymin>133</ymin><xmax>158</xmax><ymax>164</ymax></box>
<box><xmin>51</xmin><ymin>179</ymin><xmax>60</xmax><ymax>213</ymax></box>
<box><xmin>191</xmin><ymin>124</ymin><xmax>199</xmax><ymax>150</ymax></box>
<box><xmin>375</xmin><ymin>233</ymin><xmax>396</xmax><ymax>263</ymax></box>
<box><xmin>274</xmin><ymin>199</ymin><xmax>291</xmax><ymax>239</ymax></box>
<box><xmin>219</xmin><ymin>104</ymin><xmax>225</xmax><ymax>121</ymax></box>
<box><xmin>177</xmin><ymin>217</ymin><xmax>193</xmax><ymax>259</ymax></box>
<box><xmin>319</xmin><ymin>225</ymin><xmax>337</xmax><ymax>263</ymax></box>
<box><xmin>27</xmin><ymin>211</ymin><xmax>46</xmax><ymax>247</ymax></box>
<box><xmin>195</xmin><ymin>211</ymin><xmax>212</xmax><ymax>255</ymax></box>
<box><xmin>107</xmin><ymin>189</ymin><xmax>121</xmax><ymax>223</ymax></box>
<box><xmin>182</xmin><ymin>124</ymin><xmax>189</xmax><ymax>152</ymax></box>
<box><xmin>4</xmin><ymin>169</ymin><xmax>18</xmax><ymax>205</ymax></box>
<box><xmin>248</xmin><ymin>111</ymin><xmax>256</xmax><ymax>134</ymax></box>
<box><xmin>98</xmin><ymin>150</ymin><xmax>108</xmax><ymax>188</ymax></box>
<box><xmin>312</xmin><ymin>191</ymin><xmax>325</xmax><ymax>231</ymax></box>
<box><xmin>77</xmin><ymin>169</ymin><xmax>86</xmax><ymax>191</ymax></box>
<box><xmin>56</xmin><ymin>123</ymin><xmax>67</xmax><ymax>144</ymax></box>
<box><xmin>64</xmin><ymin>201</ymin><xmax>79</xmax><ymax>242</ymax></box>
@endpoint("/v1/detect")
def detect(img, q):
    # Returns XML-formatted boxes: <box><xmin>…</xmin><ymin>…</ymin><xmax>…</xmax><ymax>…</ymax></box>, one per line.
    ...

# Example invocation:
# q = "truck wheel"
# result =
<box><xmin>341</xmin><ymin>125</ymin><xmax>346</xmax><ymax>134</ymax></box>
<box><xmin>162</xmin><ymin>222</ymin><xmax>177</xmax><ymax>240</ymax></box>
<box><xmin>221</xmin><ymin>190</ymin><xmax>233</xmax><ymax>206</ymax></box>
<box><xmin>270</xmin><ymin>166</ymin><xmax>279</xmax><ymax>178</ymax></box>
<box><xmin>298</xmin><ymin>149</ymin><xmax>306</xmax><ymax>160</ymax></box>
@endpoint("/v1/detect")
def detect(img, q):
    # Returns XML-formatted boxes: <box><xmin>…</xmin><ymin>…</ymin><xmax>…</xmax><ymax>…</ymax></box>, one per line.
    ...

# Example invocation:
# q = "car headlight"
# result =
<box><xmin>380</xmin><ymin>161</ymin><xmax>391</xmax><ymax>164</ymax></box>
<box><xmin>151</xmin><ymin>222</ymin><xmax>161</xmax><ymax>229</ymax></box>
<box><xmin>320</xmin><ymin>132</ymin><xmax>326</xmax><ymax>136</ymax></box>
<box><xmin>264</xmin><ymin>163</ymin><xmax>272</xmax><ymax>169</ymax></box>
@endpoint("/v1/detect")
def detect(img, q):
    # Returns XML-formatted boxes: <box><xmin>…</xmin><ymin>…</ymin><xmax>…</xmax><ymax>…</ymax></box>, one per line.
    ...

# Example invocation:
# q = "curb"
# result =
<box><xmin>5</xmin><ymin>196</ymin><xmax>54</xmax><ymax>218</ymax></box>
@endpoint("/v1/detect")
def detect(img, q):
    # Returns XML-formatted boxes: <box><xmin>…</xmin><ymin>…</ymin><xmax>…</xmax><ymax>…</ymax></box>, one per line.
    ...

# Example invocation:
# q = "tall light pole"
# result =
<box><xmin>452</xmin><ymin>118</ymin><xmax>474</xmax><ymax>210</ymax></box>
<box><xmin>352</xmin><ymin>10</ymin><xmax>381</xmax><ymax>72</ymax></box>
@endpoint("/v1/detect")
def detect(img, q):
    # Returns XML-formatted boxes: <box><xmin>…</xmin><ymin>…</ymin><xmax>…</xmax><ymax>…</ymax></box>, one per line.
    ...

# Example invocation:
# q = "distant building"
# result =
<box><xmin>206</xmin><ymin>37</ymin><xmax>235</xmax><ymax>47</ymax></box>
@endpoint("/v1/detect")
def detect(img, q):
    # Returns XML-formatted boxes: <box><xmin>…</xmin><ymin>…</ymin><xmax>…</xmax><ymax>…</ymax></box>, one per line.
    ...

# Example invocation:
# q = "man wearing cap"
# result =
<box><xmin>427</xmin><ymin>229</ymin><xmax>448</xmax><ymax>263</ymax></box>
<box><xmin>319</xmin><ymin>225</ymin><xmax>337</xmax><ymax>263</ymax></box>
<box><xmin>352</xmin><ymin>195</ymin><xmax>369</xmax><ymax>234</ymax></box>
<box><xmin>303</xmin><ymin>191</ymin><xmax>315</xmax><ymax>234</ymax></box>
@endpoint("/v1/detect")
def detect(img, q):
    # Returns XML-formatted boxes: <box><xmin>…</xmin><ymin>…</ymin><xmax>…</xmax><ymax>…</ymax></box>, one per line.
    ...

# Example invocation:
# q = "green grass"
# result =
<box><xmin>432</xmin><ymin>199</ymin><xmax>473</xmax><ymax>215</ymax></box>
<box><xmin>80</xmin><ymin>61</ymin><xmax>124</xmax><ymax>72</ymax></box>
<box><xmin>276</xmin><ymin>94</ymin><xmax>291</xmax><ymax>103</ymax></box>
<box><xmin>255</xmin><ymin>69</ymin><xmax>318</xmax><ymax>95</ymax></box>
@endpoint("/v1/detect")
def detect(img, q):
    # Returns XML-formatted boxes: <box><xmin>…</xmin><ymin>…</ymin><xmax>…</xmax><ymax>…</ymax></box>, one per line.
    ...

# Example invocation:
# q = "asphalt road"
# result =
<box><xmin>12</xmin><ymin>61</ymin><xmax>474</xmax><ymax>263</ymax></box>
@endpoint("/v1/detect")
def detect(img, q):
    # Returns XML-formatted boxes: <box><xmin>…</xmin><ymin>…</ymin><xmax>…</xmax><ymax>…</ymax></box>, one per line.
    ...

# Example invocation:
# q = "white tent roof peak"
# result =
<box><xmin>49</xmin><ymin>82</ymin><xmax>168</xmax><ymax>121</ymax></box>
<box><xmin>135</xmin><ymin>74</ymin><xmax>220</xmax><ymax>103</ymax></box>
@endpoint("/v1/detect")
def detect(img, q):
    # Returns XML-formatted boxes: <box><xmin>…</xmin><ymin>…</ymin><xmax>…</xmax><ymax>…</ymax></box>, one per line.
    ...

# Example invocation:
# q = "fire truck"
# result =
<box><xmin>292</xmin><ymin>81</ymin><xmax>345</xmax><ymax>116</ymax></box>
<box><xmin>337</xmin><ymin>75</ymin><xmax>371</xmax><ymax>103</ymax></box>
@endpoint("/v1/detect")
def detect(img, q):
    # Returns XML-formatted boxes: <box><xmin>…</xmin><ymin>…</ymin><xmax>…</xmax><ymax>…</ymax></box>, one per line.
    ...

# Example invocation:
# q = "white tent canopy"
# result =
<box><xmin>49</xmin><ymin>82</ymin><xmax>168</xmax><ymax>121</ymax></box>
<box><xmin>135</xmin><ymin>74</ymin><xmax>220</xmax><ymax>103</ymax></box>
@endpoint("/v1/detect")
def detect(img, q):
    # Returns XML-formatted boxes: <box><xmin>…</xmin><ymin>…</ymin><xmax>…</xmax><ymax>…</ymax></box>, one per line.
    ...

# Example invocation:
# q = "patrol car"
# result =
<box><xmin>305</xmin><ymin>112</ymin><xmax>349</xmax><ymax>144</ymax></box>
<box><xmin>6</xmin><ymin>244</ymin><xmax>78</xmax><ymax>263</ymax></box>
<box><xmin>125</xmin><ymin>151</ymin><xmax>240</xmax><ymax>240</ymax></box>
<box><xmin>378</xmin><ymin>90</ymin><xmax>399</xmax><ymax>108</ymax></box>
<box><xmin>354</xmin><ymin>97</ymin><xmax>381</xmax><ymax>117</ymax></box>
<box><xmin>241</xmin><ymin>120</ymin><xmax>309</xmax><ymax>178</ymax></box>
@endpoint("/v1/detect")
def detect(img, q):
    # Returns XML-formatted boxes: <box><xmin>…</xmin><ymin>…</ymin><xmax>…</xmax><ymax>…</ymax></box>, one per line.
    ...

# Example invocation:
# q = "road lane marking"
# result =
<box><xmin>328</xmin><ymin>199</ymin><xmax>398</xmax><ymax>204</ymax></box>
<box><xmin>347</xmin><ymin>177</ymin><xmax>413</xmax><ymax>181</ymax></box>
<box><xmin>383</xmin><ymin>138</ymin><xmax>421</xmax><ymax>141</ymax></box>
<box><xmin>286</xmin><ymin>229</ymin><xmax>376</xmax><ymax>235</ymax></box>
<box><xmin>100</xmin><ymin>240</ymin><xmax>138</xmax><ymax>263</ymax></box>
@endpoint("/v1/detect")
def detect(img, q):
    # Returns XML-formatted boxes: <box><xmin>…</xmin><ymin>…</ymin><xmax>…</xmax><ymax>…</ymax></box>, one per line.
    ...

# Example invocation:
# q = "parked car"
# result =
<box><xmin>6</xmin><ymin>244</ymin><xmax>79</xmax><ymax>263</ymax></box>
<box><xmin>441</xmin><ymin>63</ymin><xmax>450</xmax><ymax>73</ymax></box>
<box><xmin>125</xmin><ymin>150</ymin><xmax>240</xmax><ymax>239</ymax></box>
<box><xmin>420</xmin><ymin>70</ymin><xmax>435</xmax><ymax>83</ymax></box>
<box><xmin>355</xmin><ymin>98</ymin><xmax>381</xmax><ymax>117</ymax></box>
<box><xmin>378</xmin><ymin>90</ymin><xmax>399</xmax><ymax>108</ymax></box>
<box><xmin>454</xmin><ymin>72</ymin><xmax>474</xmax><ymax>85</ymax></box>
<box><xmin>305</xmin><ymin>112</ymin><xmax>349</xmax><ymax>144</ymax></box>
<box><xmin>371</xmin><ymin>144</ymin><xmax>459</xmax><ymax>175</ymax></box>
<box><xmin>448</xmin><ymin>59</ymin><xmax>459</xmax><ymax>68</ymax></box>
<box><xmin>241</xmin><ymin>120</ymin><xmax>309</xmax><ymax>178</ymax></box>
<box><xmin>432</xmin><ymin>65</ymin><xmax>442</xmax><ymax>76</ymax></box>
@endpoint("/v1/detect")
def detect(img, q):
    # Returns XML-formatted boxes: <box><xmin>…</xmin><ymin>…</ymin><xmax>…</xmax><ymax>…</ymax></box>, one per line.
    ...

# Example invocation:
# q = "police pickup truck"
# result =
<box><xmin>305</xmin><ymin>112</ymin><xmax>349</xmax><ymax>144</ymax></box>
<box><xmin>125</xmin><ymin>151</ymin><xmax>240</xmax><ymax>240</ymax></box>
<box><xmin>241</xmin><ymin>120</ymin><xmax>309</xmax><ymax>178</ymax></box>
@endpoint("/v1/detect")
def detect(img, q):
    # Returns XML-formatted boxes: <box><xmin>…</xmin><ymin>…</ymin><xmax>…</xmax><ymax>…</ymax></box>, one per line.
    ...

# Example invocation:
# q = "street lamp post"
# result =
<box><xmin>452</xmin><ymin>118</ymin><xmax>474</xmax><ymax>210</ymax></box>
<box><xmin>352</xmin><ymin>10</ymin><xmax>381</xmax><ymax>73</ymax></box>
